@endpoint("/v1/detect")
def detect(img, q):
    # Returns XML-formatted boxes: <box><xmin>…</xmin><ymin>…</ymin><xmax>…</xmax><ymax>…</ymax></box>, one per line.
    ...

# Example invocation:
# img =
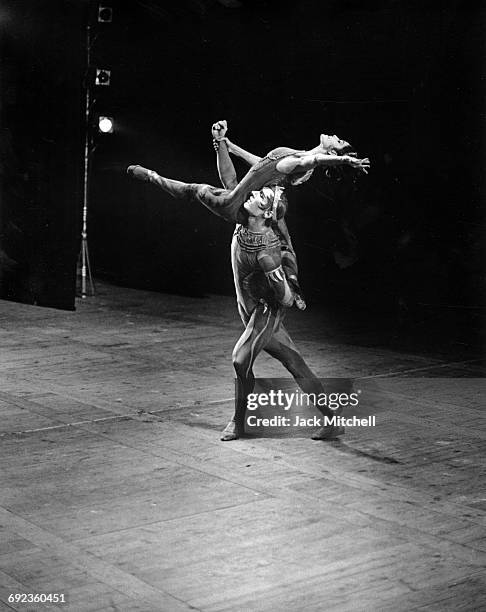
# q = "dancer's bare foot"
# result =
<box><xmin>220</xmin><ymin>419</ymin><xmax>243</xmax><ymax>441</ymax></box>
<box><xmin>288</xmin><ymin>277</ymin><xmax>306</xmax><ymax>310</ymax></box>
<box><xmin>311</xmin><ymin>425</ymin><xmax>345</xmax><ymax>440</ymax></box>
<box><xmin>127</xmin><ymin>165</ymin><xmax>157</xmax><ymax>182</ymax></box>
<box><xmin>294</xmin><ymin>294</ymin><xmax>306</xmax><ymax>311</ymax></box>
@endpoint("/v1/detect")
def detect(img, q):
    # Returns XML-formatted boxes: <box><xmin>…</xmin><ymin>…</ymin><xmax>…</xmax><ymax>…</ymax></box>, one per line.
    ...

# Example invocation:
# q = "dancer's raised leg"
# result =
<box><xmin>128</xmin><ymin>165</ymin><xmax>209</xmax><ymax>200</ymax></box>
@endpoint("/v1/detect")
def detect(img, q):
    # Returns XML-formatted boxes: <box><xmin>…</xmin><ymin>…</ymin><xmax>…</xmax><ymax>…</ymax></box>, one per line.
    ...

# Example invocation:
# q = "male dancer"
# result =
<box><xmin>224</xmin><ymin>184</ymin><xmax>343</xmax><ymax>441</ymax></box>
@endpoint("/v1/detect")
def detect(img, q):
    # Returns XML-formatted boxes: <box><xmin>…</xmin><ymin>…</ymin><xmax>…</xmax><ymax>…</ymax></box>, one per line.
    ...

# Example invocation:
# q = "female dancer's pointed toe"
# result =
<box><xmin>127</xmin><ymin>165</ymin><xmax>154</xmax><ymax>182</ymax></box>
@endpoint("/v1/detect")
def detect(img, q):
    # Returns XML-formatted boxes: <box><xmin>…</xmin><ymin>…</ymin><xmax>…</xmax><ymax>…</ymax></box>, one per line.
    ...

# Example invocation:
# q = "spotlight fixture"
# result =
<box><xmin>98</xmin><ymin>116</ymin><xmax>114</xmax><ymax>133</ymax></box>
<box><xmin>95</xmin><ymin>68</ymin><xmax>111</xmax><ymax>86</ymax></box>
<box><xmin>98</xmin><ymin>5</ymin><xmax>113</xmax><ymax>23</ymax></box>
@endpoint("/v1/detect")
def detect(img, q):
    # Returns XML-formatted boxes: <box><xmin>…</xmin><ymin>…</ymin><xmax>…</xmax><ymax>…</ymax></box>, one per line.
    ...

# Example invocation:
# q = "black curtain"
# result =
<box><xmin>0</xmin><ymin>0</ymin><xmax>84</xmax><ymax>309</ymax></box>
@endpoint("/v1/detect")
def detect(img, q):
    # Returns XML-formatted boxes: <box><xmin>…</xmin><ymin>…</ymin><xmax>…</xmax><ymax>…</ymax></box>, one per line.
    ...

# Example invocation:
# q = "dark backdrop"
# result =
<box><xmin>0</xmin><ymin>1</ymin><xmax>484</xmax><ymax>346</ymax></box>
<box><xmin>0</xmin><ymin>0</ymin><xmax>84</xmax><ymax>310</ymax></box>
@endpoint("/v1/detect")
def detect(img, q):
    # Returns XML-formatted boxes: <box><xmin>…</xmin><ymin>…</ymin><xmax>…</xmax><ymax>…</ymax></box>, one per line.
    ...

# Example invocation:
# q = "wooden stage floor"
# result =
<box><xmin>0</xmin><ymin>282</ymin><xmax>485</xmax><ymax>611</ymax></box>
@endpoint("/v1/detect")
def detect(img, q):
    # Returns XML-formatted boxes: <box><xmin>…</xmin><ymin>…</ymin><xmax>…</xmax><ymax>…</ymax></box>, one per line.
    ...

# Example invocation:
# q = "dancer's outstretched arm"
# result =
<box><xmin>277</xmin><ymin>153</ymin><xmax>370</xmax><ymax>175</ymax></box>
<box><xmin>216</xmin><ymin>140</ymin><xmax>238</xmax><ymax>189</ymax></box>
<box><xmin>212</xmin><ymin>121</ymin><xmax>238</xmax><ymax>189</ymax></box>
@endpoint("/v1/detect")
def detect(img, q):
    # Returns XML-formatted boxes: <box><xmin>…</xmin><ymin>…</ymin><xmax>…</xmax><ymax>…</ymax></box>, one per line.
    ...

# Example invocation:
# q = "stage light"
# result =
<box><xmin>95</xmin><ymin>68</ymin><xmax>111</xmax><ymax>86</ymax></box>
<box><xmin>98</xmin><ymin>116</ymin><xmax>114</xmax><ymax>133</ymax></box>
<box><xmin>98</xmin><ymin>5</ymin><xmax>113</xmax><ymax>22</ymax></box>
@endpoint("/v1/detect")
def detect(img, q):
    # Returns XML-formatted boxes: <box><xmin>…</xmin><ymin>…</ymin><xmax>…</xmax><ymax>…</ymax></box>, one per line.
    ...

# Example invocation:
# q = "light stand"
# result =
<box><xmin>77</xmin><ymin>4</ymin><xmax>113</xmax><ymax>298</ymax></box>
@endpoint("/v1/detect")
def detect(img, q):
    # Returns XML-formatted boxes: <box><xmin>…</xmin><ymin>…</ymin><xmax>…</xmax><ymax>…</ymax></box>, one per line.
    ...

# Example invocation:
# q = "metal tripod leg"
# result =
<box><xmin>78</xmin><ymin>232</ymin><xmax>95</xmax><ymax>298</ymax></box>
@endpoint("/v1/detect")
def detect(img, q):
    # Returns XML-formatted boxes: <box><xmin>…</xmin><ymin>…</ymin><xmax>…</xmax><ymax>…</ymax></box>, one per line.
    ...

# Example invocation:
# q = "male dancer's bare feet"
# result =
<box><xmin>220</xmin><ymin>419</ymin><xmax>244</xmax><ymax>441</ymax></box>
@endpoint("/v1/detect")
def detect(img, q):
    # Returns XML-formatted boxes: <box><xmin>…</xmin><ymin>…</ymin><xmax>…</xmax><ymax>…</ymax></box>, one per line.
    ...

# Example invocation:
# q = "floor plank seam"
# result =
<box><xmin>0</xmin><ymin>415</ymin><xmax>134</xmax><ymax>438</ymax></box>
<box><xmin>69</xmin><ymin>497</ymin><xmax>269</xmax><ymax>544</ymax></box>
<box><xmin>360</xmin><ymin>358</ymin><xmax>483</xmax><ymax>379</ymax></box>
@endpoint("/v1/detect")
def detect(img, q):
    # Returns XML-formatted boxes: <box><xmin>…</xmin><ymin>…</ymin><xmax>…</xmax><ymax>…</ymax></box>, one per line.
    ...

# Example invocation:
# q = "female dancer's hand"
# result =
<box><xmin>344</xmin><ymin>156</ymin><xmax>370</xmax><ymax>173</ymax></box>
<box><xmin>211</xmin><ymin>120</ymin><xmax>228</xmax><ymax>141</ymax></box>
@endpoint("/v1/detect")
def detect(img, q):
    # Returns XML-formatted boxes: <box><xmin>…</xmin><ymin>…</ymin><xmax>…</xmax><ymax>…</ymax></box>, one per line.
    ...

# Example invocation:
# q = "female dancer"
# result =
<box><xmin>127</xmin><ymin>131</ymin><xmax>370</xmax><ymax>225</ymax></box>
